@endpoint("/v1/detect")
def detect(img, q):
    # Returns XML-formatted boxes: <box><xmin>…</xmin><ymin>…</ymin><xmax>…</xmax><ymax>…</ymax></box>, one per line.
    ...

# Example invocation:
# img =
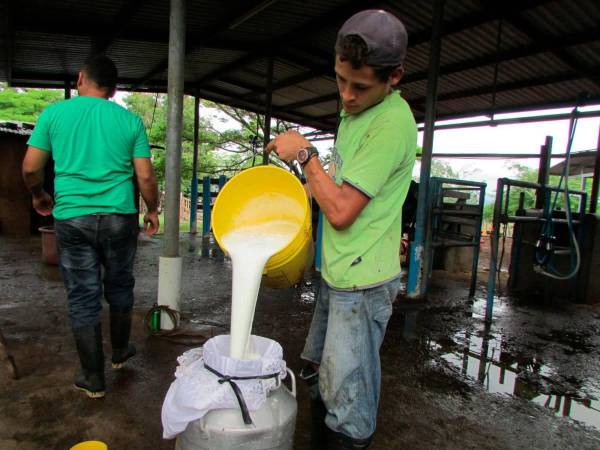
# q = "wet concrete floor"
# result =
<box><xmin>1</xmin><ymin>234</ymin><xmax>600</xmax><ymax>449</ymax></box>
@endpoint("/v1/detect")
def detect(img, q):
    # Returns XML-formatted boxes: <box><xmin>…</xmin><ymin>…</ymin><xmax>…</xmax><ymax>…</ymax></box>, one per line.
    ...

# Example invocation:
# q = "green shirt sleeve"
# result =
<box><xmin>341</xmin><ymin>112</ymin><xmax>406</xmax><ymax>198</ymax></box>
<box><xmin>27</xmin><ymin>108</ymin><xmax>53</xmax><ymax>152</ymax></box>
<box><xmin>132</xmin><ymin>117</ymin><xmax>151</xmax><ymax>158</ymax></box>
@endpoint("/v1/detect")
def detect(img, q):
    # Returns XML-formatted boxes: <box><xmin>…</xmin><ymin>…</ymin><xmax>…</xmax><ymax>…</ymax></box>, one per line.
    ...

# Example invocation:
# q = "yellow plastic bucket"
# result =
<box><xmin>211</xmin><ymin>165</ymin><xmax>313</xmax><ymax>288</ymax></box>
<box><xmin>70</xmin><ymin>441</ymin><xmax>108</xmax><ymax>450</ymax></box>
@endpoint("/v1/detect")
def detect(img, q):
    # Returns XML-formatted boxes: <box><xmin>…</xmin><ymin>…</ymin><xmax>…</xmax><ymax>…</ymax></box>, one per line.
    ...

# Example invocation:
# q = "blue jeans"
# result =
<box><xmin>301</xmin><ymin>276</ymin><xmax>401</xmax><ymax>440</ymax></box>
<box><xmin>54</xmin><ymin>214</ymin><xmax>139</xmax><ymax>329</ymax></box>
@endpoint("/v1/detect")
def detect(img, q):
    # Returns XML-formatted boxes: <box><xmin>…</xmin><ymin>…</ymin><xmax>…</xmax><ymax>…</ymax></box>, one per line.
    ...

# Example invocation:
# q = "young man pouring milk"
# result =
<box><xmin>267</xmin><ymin>9</ymin><xmax>416</xmax><ymax>449</ymax></box>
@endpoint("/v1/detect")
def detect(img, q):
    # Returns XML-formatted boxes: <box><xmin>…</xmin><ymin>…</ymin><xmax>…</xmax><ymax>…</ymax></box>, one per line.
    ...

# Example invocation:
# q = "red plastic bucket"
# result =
<box><xmin>39</xmin><ymin>226</ymin><xmax>59</xmax><ymax>265</ymax></box>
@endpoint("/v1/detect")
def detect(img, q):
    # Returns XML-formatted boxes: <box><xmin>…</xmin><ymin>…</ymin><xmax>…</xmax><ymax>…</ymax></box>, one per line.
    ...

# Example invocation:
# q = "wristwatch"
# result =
<box><xmin>296</xmin><ymin>146</ymin><xmax>319</xmax><ymax>167</ymax></box>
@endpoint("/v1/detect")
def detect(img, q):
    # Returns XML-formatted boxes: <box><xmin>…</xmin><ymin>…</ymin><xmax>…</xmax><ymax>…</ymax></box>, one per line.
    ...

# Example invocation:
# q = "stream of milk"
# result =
<box><xmin>222</xmin><ymin>220</ymin><xmax>299</xmax><ymax>359</ymax></box>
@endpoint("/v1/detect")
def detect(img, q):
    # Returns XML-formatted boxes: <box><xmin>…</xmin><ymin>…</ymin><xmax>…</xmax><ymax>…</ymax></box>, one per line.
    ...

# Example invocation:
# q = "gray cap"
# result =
<box><xmin>336</xmin><ymin>9</ymin><xmax>408</xmax><ymax>67</ymax></box>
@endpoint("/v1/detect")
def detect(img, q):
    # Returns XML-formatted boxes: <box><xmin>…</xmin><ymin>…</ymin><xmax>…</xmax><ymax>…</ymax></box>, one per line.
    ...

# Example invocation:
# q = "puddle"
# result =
<box><xmin>294</xmin><ymin>277</ymin><xmax>317</xmax><ymax>305</ymax></box>
<box><xmin>431</xmin><ymin>326</ymin><xmax>600</xmax><ymax>430</ymax></box>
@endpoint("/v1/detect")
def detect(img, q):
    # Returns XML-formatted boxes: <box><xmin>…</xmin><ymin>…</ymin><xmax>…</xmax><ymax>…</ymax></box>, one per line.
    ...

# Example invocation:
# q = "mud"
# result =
<box><xmin>1</xmin><ymin>234</ymin><xmax>600</xmax><ymax>449</ymax></box>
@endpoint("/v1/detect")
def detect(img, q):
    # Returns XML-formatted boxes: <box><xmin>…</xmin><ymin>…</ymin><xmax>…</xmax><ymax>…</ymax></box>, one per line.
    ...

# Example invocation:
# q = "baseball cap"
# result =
<box><xmin>335</xmin><ymin>9</ymin><xmax>408</xmax><ymax>67</ymax></box>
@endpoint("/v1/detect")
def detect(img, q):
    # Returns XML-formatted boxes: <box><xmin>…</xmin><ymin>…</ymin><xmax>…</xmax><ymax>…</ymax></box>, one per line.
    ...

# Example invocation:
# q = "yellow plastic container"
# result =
<box><xmin>70</xmin><ymin>441</ymin><xmax>108</xmax><ymax>450</ymax></box>
<box><xmin>212</xmin><ymin>165</ymin><xmax>313</xmax><ymax>288</ymax></box>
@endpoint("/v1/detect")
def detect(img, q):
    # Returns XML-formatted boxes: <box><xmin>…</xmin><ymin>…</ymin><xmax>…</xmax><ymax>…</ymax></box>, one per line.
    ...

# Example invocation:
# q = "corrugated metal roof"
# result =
<box><xmin>2</xmin><ymin>0</ymin><xmax>599</xmax><ymax>131</ymax></box>
<box><xmin>0</xmin><ymin>121</ymin><xmax>34</xmax><ymax>136</ymax></box>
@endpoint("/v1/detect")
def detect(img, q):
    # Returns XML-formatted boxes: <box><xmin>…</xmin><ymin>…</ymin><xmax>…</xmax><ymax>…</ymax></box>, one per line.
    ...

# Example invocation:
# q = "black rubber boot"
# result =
<box><xmin>328</xmin><ymin>430</ymin><xmax>373</xmax><ymax>450</ymax></box>
<box><xmin>310</xmin><ymin>398</ymin><xmax>329</xmax><ymax>450</ymax></box>
<box><xmin>73</xmin><ymin>324</ymin><xmax>105</xmax><ymax>398</ymax></box>
<box><xmin>110</xmin><ymin>309</ymin><xmax>136</xmax><ymax>369</ymax></box>
<box><xmin>299</xmin><ymin>363</ymin><xmax>329</xmax><ymax>450</ymax></box>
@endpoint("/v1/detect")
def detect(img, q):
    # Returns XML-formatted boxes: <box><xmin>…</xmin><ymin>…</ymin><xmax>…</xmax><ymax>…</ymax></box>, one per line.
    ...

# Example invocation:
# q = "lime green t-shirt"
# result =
<box><xmin>322</xmin><ymin>90</ymin><xmax>416</xmax><ymax>289</ymax></box>
<box><xmin>28</xmin><ymin>96</ymin><xmax>151</xmax><ymax>220</ymax></box>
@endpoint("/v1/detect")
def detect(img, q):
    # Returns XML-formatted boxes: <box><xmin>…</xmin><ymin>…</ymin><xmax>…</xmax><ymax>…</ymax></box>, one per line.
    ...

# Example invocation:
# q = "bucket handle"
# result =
<box><xmin>284</xmin><ymin>368</ymin><xmax>297</xmax><ymax>398</ymax></box>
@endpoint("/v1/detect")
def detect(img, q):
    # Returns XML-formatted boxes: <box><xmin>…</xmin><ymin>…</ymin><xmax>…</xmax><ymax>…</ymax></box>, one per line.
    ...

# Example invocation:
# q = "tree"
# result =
<box><xmin>122</xmin><ymin>93</ymin><xmax>300</xmax><ymax>193</ymax></box>
<box><xmin>430</xmin><ymin>159</ymin><xmax>459</xmax><ymax>179</ymax></box>
<box><xmin>0</xmin><ymin>83</ymin><xmax>63</xmax><ymax>122</ymax></box>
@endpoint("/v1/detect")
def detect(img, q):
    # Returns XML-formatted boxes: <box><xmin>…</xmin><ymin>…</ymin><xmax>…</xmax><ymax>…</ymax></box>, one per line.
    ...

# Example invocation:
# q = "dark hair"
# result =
<box><xmin>335</xmin><ymin>35</ymin><xmax>397</xmax><ymax>82</ymax></box>
<box><xmin>82</xmin><ymin>55</ymin><xmax>118</xmax><ymax>92</ymax></box>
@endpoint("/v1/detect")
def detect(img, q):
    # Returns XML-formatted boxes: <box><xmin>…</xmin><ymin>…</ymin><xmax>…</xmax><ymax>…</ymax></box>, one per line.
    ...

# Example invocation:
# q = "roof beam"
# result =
<box><xmin>12</xmin><ymin>17</ymin><xmax>258</xmax><ymax>52</ymax></box>
<box><xmin>409</xmin><ymin>69</ymin><xmax>594</xmax><ymax>105</ymax></box>
<box><xmin>193</xmin><ymin>84</ymin><xmax>337</xmax><ymax>131</ymax></box>
<box><xmin>425</xmin><ymin>97</ymin><xmax>600</xmax><ymax>124</ymax></box>
<box><xmin>136</xmin><ymin>0</ymin><xmax>281</xmax><ymax>86</ymax></box>
<box><xmin>409</xmin><ymin>0</ymin><xmax>553</xmax><ymax>47</ymax></box>
<box><xmin>92</xmin><ymin>0</ymin><xmax>147</xmax><ymax>55</ymax></box>
<box><xmin>279</xmin><ymin>93</ymin><xmax>338</xmax><ymax>110</ymax></box>
<box><xmin>319</xmin><ymin>96</ymin><xmax>600</xmax><ymax>125</ymax></box>
<box><xmin>502</xmin><ymin>14</ymin><xmax>600</xmax><ymax>89</ymax></box>
<box><xmin>261</xmin><ymin>27</ymin><xmax>600</xmax><ymax>112</ymax></box>
<box><xmin>191</xmin><ymin>0</ymin><xmax>380</xmax><ymax>87</ymax></box>
<box><xmin>235</xmin><ymin>0</ymin><xmax>556</xmax><ymax>102</ymax></box>
<box><xmin>403</xmin><ymin>27</ymin><xmax>600</xmax><ymax>84</ymax></box>
<box><xmin>240</xmin><ymin>48</ymin><xmax>334</xmax><ymax>101</ymax></box>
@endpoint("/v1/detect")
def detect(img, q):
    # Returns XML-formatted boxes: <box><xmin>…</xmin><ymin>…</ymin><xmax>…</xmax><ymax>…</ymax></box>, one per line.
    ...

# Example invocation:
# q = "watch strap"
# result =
<box><xmin>300</xmin><ymin>146</ymin><xmax>319</xmax><ymax>167</ymax></box>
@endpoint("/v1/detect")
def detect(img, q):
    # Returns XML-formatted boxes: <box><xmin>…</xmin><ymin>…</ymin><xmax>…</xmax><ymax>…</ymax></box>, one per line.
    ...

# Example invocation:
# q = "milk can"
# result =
<box><xmin>176</xmin><ymin>369</ymin><xmax>297</xmax><ymax>450</ymax></box>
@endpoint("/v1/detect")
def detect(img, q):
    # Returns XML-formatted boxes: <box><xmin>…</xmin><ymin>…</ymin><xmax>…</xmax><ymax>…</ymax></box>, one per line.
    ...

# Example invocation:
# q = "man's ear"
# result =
<box><xmin>389</xmin><ymin>65</ymin><xmax>404</xmax><ymax>87</ymax></box>
<box><xmin>76</xmin><ymin>71</ymin><xmax>84</xmax><ymax>89</ymax></box>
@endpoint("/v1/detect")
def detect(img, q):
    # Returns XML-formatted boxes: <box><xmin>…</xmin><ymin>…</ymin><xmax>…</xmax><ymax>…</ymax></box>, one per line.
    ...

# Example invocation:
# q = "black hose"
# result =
<box><xmin>143</xmin><ymin>304</ymin><xmax>226</xmax><ymax>345</ymax></box>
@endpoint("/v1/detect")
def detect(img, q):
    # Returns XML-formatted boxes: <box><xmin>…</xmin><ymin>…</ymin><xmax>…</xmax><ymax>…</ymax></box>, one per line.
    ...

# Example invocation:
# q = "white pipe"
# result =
<box><xmin>157</xmin><ymin>256</ymin><xmax>182</xmax><ymax>330</ymax></box>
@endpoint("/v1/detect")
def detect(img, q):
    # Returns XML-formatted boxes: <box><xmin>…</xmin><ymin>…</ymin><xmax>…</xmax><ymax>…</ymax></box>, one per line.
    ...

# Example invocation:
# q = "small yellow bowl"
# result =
<box><xmin>70</xmin><ymin>441</ymin><xmax>108</xmax><ymax>450</ymax></box>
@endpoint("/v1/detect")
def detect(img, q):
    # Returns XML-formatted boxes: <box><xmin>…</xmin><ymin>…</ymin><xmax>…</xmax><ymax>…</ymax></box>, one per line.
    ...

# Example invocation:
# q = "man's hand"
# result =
<box><xmin>143</xmin><ymin>210</ymin><xmax>160</xmax><ymax>236</ymax></box>
<box><xmin>266</xmin><ymin>130</ymin><xmax>312</xmax><ymax>162</ymax></box>
<box><xmin>32</xmin><ymin>191</ymin><xmax>54</xmax><ymax>216</ymax></box>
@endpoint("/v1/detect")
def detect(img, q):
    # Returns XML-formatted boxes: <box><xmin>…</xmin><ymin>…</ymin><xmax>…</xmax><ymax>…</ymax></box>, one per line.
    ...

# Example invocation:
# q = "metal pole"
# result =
<box><xmin>202</xmin><ymin>176</ymin><xmax>211</xmax><ymax>235</ymax></box>
<box><xmin>218</xmin><ymin>174</ymin><xmax>227</xmax><ymax>190</ymax></box>
<box><xmin>469</xmin><ymin>184</ymin><xmax>486</xmax><ymax>297</ymax></box>
<box><xmin>190</xmin><ymin>95</ymin><xmax>200</xmax><ymax>234</ymax></box>
<box><xmin>407</xmin><ymin>0</ymin><xmax>445</xmax><ymax>298</ymax></box>
<box><xmin>535</xmin><ymin>135</ymin><xmax>553</xmax><ymax>209</ymax></box>
<box><xmin>589</xmin><ymin>127</ymin><xmax>600</xmax><ymax>214</ymax></box>
<box><xmin>486</xmin><ymin>179</ymin><xmax>505</xmax><ymax>323</ymax></box>
<box><xmin>262</xmin><ymin>57</ymin><xmax>274</xmax><ymax>164</ymax></box>
<box><xmin>163</xmin><ymin>0</ymin><xmax>185</xmax><ymax>257</ymax></box>
<box><xmin>64</xmin><ymin>80</ymin><xmax>71</xmax><ymax>99</ymax></box>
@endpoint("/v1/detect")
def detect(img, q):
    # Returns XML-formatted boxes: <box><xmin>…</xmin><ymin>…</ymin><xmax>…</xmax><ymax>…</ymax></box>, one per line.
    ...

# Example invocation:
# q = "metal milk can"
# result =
<box><xmin>176</xmin><ymin>369</ymin><xmax>297</xmax><ymax>450</ymax></box>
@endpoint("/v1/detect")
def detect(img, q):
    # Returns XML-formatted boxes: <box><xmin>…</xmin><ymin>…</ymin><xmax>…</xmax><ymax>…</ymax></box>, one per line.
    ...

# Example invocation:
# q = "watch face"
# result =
<box><xmin>297</xmin><ymin>148</ymin><xmax>308</xmax><ymax>163</ymax></box>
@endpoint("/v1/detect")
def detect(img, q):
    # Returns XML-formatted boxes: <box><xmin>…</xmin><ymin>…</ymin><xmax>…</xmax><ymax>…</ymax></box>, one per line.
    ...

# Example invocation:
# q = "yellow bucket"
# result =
<box><xmin>70</xmin><ymin>441</ymin><xmax>108</xmax><ymax>450</ymax></box>
<box><xmin>212</xmin><ymin>165</ymin><xmax>313</xmax><ymax>288</ymax></box>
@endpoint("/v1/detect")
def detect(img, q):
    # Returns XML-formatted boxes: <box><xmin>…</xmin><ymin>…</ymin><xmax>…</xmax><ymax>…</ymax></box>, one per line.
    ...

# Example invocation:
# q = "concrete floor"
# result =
<box><xmin>1</xmin><ymin>234</ymin><xmax>600</xmax><ymax>449</ymax></box>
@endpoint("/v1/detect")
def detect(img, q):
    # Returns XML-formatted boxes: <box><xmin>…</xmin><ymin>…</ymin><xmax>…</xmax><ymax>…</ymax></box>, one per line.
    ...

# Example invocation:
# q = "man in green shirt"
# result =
<box><xmin>22</xmin><ymin>55</ymin><xmax>159</xmax><ymax>398</ymax></box>
<box><xmin>267</xmin><ymin>10</ymin><xmax>416</xmax><ymax>449</ymax></box>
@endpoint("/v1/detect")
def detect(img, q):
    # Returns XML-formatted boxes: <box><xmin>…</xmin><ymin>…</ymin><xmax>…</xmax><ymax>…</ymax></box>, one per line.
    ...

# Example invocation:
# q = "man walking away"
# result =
<box><xmin>22</xmin><ymin>55</ymin><xmax>160</xmax><ymax>398</ymax></box>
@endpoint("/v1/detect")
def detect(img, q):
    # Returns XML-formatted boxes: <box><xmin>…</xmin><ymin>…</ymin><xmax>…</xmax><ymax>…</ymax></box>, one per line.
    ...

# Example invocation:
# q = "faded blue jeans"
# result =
<box><xmin>54</xmin><ymin>214</ymin><xmax>139</xmax><ymax>329</ymax></box>
<box><xmin>301</xmin><ymin>276</ymin><xmax>401</xmax><ymax>440</ymax></box>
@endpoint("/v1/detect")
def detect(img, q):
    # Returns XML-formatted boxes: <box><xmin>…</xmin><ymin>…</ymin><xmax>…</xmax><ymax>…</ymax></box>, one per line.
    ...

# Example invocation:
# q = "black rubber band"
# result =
<box><xmin>204</xmin><ymin>364</ymin><xmax>280</xmax><ymax>425</ymax></box>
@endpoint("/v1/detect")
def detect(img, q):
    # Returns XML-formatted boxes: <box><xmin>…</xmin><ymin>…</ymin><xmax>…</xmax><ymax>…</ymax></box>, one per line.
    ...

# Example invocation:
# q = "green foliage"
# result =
<box><xmin>0</xmin><ymin>83</ymin><xmax>63</xmax><ymax>122</ymax></box>
<box><xmin>122</xmin><ymin>93</ymin><xmax>297</xmax><ymax>193</ymax></box>
<box><xmin>430</xmin><ymin>159</ymin><xmax>459</xmax><ymax>179</ymax></box>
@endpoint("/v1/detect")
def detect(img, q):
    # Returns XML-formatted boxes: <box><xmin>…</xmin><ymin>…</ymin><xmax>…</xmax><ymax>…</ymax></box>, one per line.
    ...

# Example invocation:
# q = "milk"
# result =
<box><xmin>222</xmin><ymin>220</ymin><xmax>299</xmax><ymax>359</ymax></box>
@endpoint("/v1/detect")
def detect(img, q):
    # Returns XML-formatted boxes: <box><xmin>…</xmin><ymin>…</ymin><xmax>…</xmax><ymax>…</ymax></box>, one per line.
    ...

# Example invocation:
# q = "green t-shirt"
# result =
<box><xmin>28</xmin><ymin>96</ymin><xmax>151</xmax><ymax>220</ymax></box>
<box><xmin>322</xmin><ymin>90</ymin><xmax>416</xmax><ymax>289</ymax></box>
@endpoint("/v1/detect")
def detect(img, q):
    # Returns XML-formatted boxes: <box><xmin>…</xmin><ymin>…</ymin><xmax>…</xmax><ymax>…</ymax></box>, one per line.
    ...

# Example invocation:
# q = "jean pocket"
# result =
<box><xmin>103</xmin><ymin>214</ymin><xmax>138</xmax><ymax>237</ymax></box>
<box><xmin>54</xmin><ymin>220</ymin><xmax>87</xmax><ymax>249</ymax></box>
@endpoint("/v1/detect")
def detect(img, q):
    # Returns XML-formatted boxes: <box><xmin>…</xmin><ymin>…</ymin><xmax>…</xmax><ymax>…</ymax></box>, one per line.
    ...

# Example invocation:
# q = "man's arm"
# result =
<box><xmin>266</xmin><ymin>131</ymin><xmax>369</xmax><ymax>230</ymax></box>
<box><xmin>133</xmin><ymin>157</ymin><xmax>160</xmax><ymax>235</ymax></box>
<box><xmin>22</xmin><ymin>146</ymin><xmax>53</xmax><ymax>216</ymax></box>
